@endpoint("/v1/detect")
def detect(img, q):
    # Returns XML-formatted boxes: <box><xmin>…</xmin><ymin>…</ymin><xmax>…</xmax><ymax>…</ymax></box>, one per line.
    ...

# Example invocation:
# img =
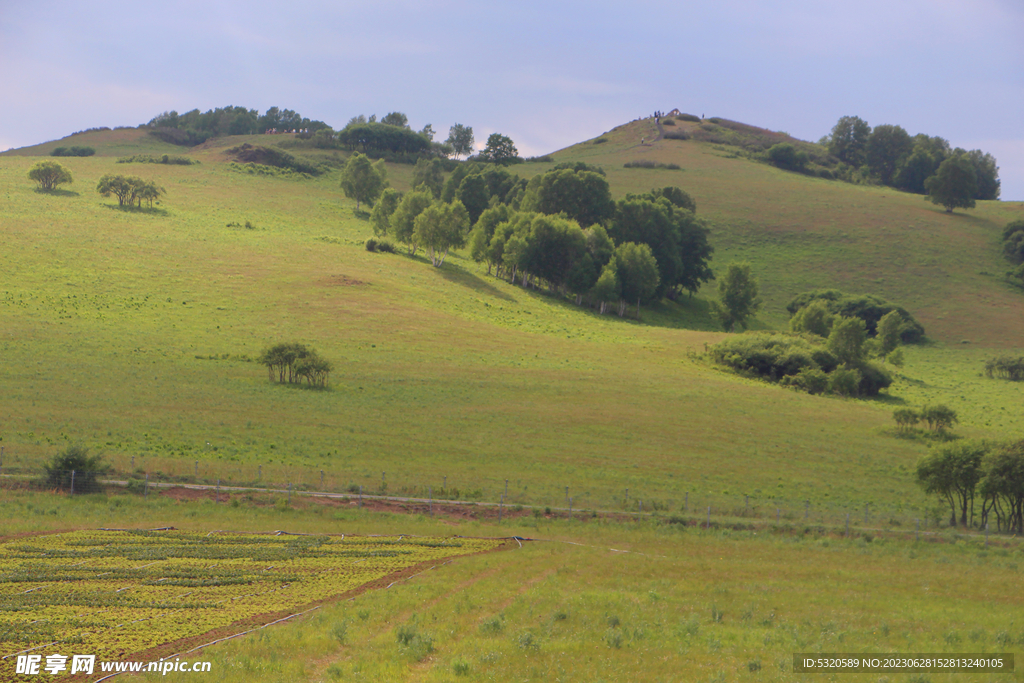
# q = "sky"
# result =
<box><xmin>2</xmin><ymin>0</ymin><xmax>1022</xmax><ymax>199</ymax></box>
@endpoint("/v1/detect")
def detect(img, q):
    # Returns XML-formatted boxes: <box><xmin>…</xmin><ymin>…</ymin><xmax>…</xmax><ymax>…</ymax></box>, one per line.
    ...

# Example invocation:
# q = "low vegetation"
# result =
<box><xmin>51</xmin><ymin>146</ymin><xmax>95</xmax><ymax>157</ymax></box>
<box><xmin>27</xmin><ymin>160</ymin><xmax>73</xmax><ymax>191</ymax></box>
<box><xmin>117</xmin><ymin>154</ymin><xmax>199</xmax><ymax>165</ymax></box>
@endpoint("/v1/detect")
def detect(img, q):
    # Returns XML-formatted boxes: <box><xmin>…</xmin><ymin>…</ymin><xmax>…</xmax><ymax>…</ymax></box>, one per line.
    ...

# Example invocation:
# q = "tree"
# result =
<box><xmin>964</xmin><ymin>149</ymin><xmax>1000</xmax><ymax>200</ymax></box>
<box><xmin>411</xmin><ymin>158</ymin><xmax>445</xmax><ymax>198</ymax></box>
<box><xmin>1003</xmin><ymin>219</ymin><xmax>1024</xmax><ymax>263</ymax></box>
<box><xmin>826</xmin><ymin>316</ymin><xmax>867</xmax><ymax>366</ymax></box>
<box><xmin>414</xmin><ymin>200</ymin><xmax>471</xmax><ymax>266</ymax></box>
<box><xmin>259</xmin><ymin>342</ymin><xmax>330</xmax><ymax>387</ymax></box>
<box><xmin>866</xmin><ymin>124</ymin><xmax>913</xmax><ymax>185</ymax></box>
<box><xmin>419</xmin><ymin>124</ymin><xmax>436</xmax><ymax>141</ymax></box>
<box><xmin>789</xmin><ymin>300</ymin><xmax>834</xmax><ymax>337</ymax></box>
<box><xmin>456</xmin><ymin>174</ymin><xmax>490</xmax><ymax>225</ymax></box>
<box><xmin>916</xmin><ymin>441</ymin><xmax>986</xmax><ymax>527</ymax></box>
<box><xmin>892</xmin><ymin>408</ymin><xmax>921</xmax><ymax>432</ymax></box>
<box><xmin>380</xmin><ymin>112</ymin><xmax>409</xmax><ymax>128</ymax></box>
<box><xmin>28</xmin><ymin>160</ymin><xmax>73</xmax><ymax>191</ymax></box>
<box><xmin>766</xmin><ymin>143</ymin><xmax>807</xmax><ymax>172</ymax></box>
<box><xmin>481</xmin><ymin>133</ymin><xmax>519</xmax><ymax>165</ymax></box>
<box><xmin>43</xmin><ymin>444</ymin><xmax>109</xmax><ymax>494</ymax></box>
<box><xmin>590</xmin><ymin>264</ymin><xmax>620</xmax><ymax>315</ymax></box>
<box><xmin>979</xmin><ymin>441</ymin><xmax>1024</xmax><ymax>533</ymax></box>
<box><xmin>714</xmin><ymin>262</ymin><xmax>761</xmax><ymax>332</ymax></box>
<box><xmin>370</xmin><ymin>188</ymin><xmax>402</xmax><ymax>237</ymax></box>
<box><xmin>520</xmin><ymin>169</ymin><xmax>614</xmax><ymax>227</ymax></box>
<box><xmin>921</xmin><ymin>404</ymin><xmax>958</xmax><ymax>432</ymax></box>
<box><xmin>828</xmin><ymin>116</ymin><xmax>871</xmax><ymax>166</ymax></box>
<box><xmin>876</xmin><ymin>310</ymin><xmax>903</xmax><ymax>355</ymax></box>
<box><xmin>97</xmin><ymin>175</ymin><xmax>165</xmax><ymax>208</ymax></box>
<box><xmin>390</xmin><ymin>190</ymin><xmax>434</xmax><ymax>254</ymax></box>
<box><xmin>612</xmin><ymin>242</ymin><xmax>660</xmax><ymax>318</ymax></box>
<box><xmin>446</xmin><ymin>124</ymin><xmax>474</xmax><ymax>160</ymax></box>
<box><xmin>340</xmin><ymin>152</ymin><xmax>388</xmax><ymax>210</ymax></box>
<box><xmin>925</xmin><ymin>154</ymin><xmax>977</xmax><ymax>213</ymax></box>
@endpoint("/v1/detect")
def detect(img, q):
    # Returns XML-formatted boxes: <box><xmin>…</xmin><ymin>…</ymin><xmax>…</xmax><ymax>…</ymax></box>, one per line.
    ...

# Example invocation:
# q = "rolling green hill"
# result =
<box><xmin>3</xmin><ymin>116</ymin><xmax>1024</xmax><ymax>681</ymax></box>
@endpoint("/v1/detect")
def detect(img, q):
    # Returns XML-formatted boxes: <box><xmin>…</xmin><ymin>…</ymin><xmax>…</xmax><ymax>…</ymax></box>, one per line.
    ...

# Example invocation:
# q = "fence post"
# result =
<box><xmin>569</xmin><ymin>497</ymin><xmax>573</xmax><ymax>521</ymax></box>
<box><xmin>443</xmin><ymin>475</ymin><xmax>447</xmax><ymax>490</ymax></box>
<box><xmin>565</xmin><ymin>486</ymin><xmax>569</xmax><ymax>505</ymax></box>
<box><xmin>70</xmin><ymin>470</ymin><xmax>76</xmax><ymax>495</ymax></box>
<box><xmin>504</xmin><ymin>479</ymin><xmax>508</xmax><ymax>499</ymax></box>
<box><xmin>498</xmin><ymin>494</ymin><xmax>503</xmax><ymax>523</ymax></box>
<box><xmin>288</xmin><ymin>482</ymin><xmax>292</xmax><ymax>505</ymax></box>
<box><xmin>320</xmin><ymin>470</ymin><xmax>324</xmax><ymax>489</ymax></box>
<box><xmin>131</xmin><ymin>455</ymin><xmax>135</xmax><ymax>470</ymax></box>
<box><xmin>145</xmin><ymin>473</ymin><xmax>149</xmax><ymax>497</ymax></box>
<box><xmin>216</xmin><ymin>478</ymin><xmax>220</xmax><ymax>503</ymax></box>
<box><xmin>258</xmin><ymin>464</ymin><xmax>261</xmax><ymax>481</ymax></box>
<box><xmin>195</xmin><ymin>460</ymin><xmax>198</xmax><ymax>478</ymax></box>
<box><xmin>429</xmin><ymin>486</ymin><xmax>433</xmax><ymax>516</ymax></box>
<box><xmin>639</xmin><ymin>500</ymin><xmax>642</xmax><ymax>516</ymax></box>
<box><xmin>359</xmin><ymin>485</ymin><xmax>363</xmax><ymax>507</ymax></box>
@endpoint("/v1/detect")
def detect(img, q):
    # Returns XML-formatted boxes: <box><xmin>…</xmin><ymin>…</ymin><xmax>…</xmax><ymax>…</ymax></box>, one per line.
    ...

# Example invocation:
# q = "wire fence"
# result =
<box><xmin>2</xmin><ymin>458</ymin><xmax>1014</xmax><ymax>540</ymax></box>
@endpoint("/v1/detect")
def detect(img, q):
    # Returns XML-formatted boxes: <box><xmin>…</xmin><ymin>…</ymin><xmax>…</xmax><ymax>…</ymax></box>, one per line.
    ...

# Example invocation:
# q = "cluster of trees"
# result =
<box><xmin>97</xmin><ymin>175</ymin><xmax>165</xmax><ymax>208</ymax></box>
<box><xmin>1003</xmin><ymin>220</ymin><xmax>1024</xmax><ymax>288</ymax></box>
<box><xmin>51</xmin><ymin>146</ymin><xmax>95</xmax><ymax>157</ymax></box>
<box><xmin>893</xmin><ymin>405</ymin><xmax>958</xmax><ymax>432</ymax></box>
<box><xmin>824</xmin><ymin>116</ymin><xmax>999</xmax><ymax>210</ymax></box>
<box><xmin>916</xmin><ymin>440</ymin><xmax>1024</xmax><ymax>532</ymax></box>
<box><xmin>28</xmin><ymin>161</ymin><xmax>74</xmax><ymax>191</ymax></box>
<box><xmin>327</xmin><ymin>117</ymin><xmax>479</xmax><ymax>163</ymax></box>
<box><xmin>710</xmin><ymin>319</ymin><xmax>894</xmax><ymax>398</ymax></box>
<box><xmin>227</xmin><ymin>143</ymin><xmax>321</xmax><ymax>175</ymax></box>
<box><xmin>365</xmin><ymin>158</ymin><xmax>713</xmax><ymax>316</ymax></box>
<box><xmin>258</xmin><ymin>343</ymin><xmax>332</xmax><ymax>388</ymax></box>
<box><xmin>146</xmin><ymin>106</ymin><xmax>330</xmax><ymax>145</ymax></box>
<box><xmin>984</xmin><ymin>356</ymin><xmax>1024</xmax><ymax>381</ymax></box>
<box><xmin>787</xmin><ymin>289</ymin><xmax>925</xmax><ymax>343</ymax></box>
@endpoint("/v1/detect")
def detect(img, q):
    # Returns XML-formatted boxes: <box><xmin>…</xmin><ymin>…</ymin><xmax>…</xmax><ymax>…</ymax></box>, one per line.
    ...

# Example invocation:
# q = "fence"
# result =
<box><xmin>2</xmin><ymin>458</ymin><xmax>1014</xmax><ymax>539</ymax></box>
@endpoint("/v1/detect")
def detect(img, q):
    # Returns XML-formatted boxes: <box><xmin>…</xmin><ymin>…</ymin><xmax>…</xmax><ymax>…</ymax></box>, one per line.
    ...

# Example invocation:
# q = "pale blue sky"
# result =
<box><xmin>2</xmin><ymin>0</ymin><xmax>1022</xmax><ymax>198</ymax></box>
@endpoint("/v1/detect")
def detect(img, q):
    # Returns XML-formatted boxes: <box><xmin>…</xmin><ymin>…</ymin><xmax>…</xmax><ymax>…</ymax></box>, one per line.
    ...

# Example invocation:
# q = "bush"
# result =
<box><xmin>766</xmin><ymin>143</ymin><xmax>808</xmax><ymax>171</ymax></box>
<box><xmin>1002</xmin><ymin>219</ymin><xmax>1024</xmax><ymax>264</ymax></box>
<box><xmin>921</xmin><ymin>404</ymin><xmax>958</xmax><ymax>432</ymax></box>
<box><xmin>787</xmin><ymin>289</ymin><xmax>925</xmax><ymax>342</ymax></box>
<box><xmin>376</xmin><ymin>240</ymin><xmax>396</xmax><ymax>253</ymax></box>
<box><xmin>593</xmin><ymin>137</ymin><xmax>609</xmax><ymax>144</ymax></box>
<box><xmin>780</xmin><ymin>367</ymin><xmax>829</xmax><ymax>394</ymax></box>
<box><xmin>117</xmin><ymin>154</ymin><xmax>198</xmax><ymax>165</ymax></box>
<box><xmin>226</xmin><ymin>143</ymin><xmax>321</xmax><ymax>175</ymax></box>
<box><xmin>624</xmin><ymin>160</ymin><xmax>681</xmax><ymax>169</ymax></box>
<box><xmin>365</xmin><ymin>237</ymin><xmax>379</xmax><ymax>252</ymax></box>
<box><xmin>52</xmin><ymin>146</ymin><xmax>95</xmax><ymax>157</ymax></box>
<box><xmin>661</xmin><ymin>118</ymin><xmax>676</xmax><ymax>126</ymax></box>
<box><xmin>857</xmin><ymin>361</ymin><xmax>893</xmax><ymax>395</ymax></box>
<box><xmin>984</xmin><ymin>356</ymin><xmax>1024</xmax><ymax>381</ymax></box>
<box><xmin>42</xmin><ymin>445</ymin><xmax>109</xmax><ymax>494</ymax></box>
<box><xmin>663</xmin><ymin>130</ymin><xmax>690</xmax><ymax>141</ymax></box>
<box><xmin>828</xmin><ymin>367</ymin><xmax>862</xmax><ymax>396</ymax></box>
<box><xmin>526</xmin><ymin>155</ymin><xmax>555</xmax><ymax>162</ymax></box>
<box><xmin>28</xmin><ymin>161</ymin><xmax>73</xmax><ymax>191</ymax></box>
<box><xmin>676</xmin><ymin>114</ymin><xmax>701</xmax><ymax>123</ymax></box>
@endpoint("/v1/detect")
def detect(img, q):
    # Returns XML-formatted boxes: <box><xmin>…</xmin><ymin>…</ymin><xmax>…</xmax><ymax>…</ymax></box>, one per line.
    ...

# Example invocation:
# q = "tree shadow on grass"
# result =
<box><xmin>101</xmin><ymin>203</ymin><xmax>170</xmax><ymax>217</ymax></box>
<box><xmin>34</xmin><ymin>188</ymin><xmax>80</xmax><ymax>197</ymax></box>
<box><xmin>431</xmin><ymin>260</ymin><xmax>516</xmax><ymax>302</ymax></box>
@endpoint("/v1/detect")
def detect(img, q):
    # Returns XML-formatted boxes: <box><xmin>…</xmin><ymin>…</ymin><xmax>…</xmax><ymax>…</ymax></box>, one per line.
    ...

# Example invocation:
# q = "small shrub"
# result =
<box><xmin>766</xmin><ymin>143</ymin><xmax>808</xmax><ymax>171</ymax></box>
<box><xmin>525</xmin><ymin>154</ymin><xmax>555</xmax><ymax>162</ymax></box>
<box><xmin>828</xmin><ymin>367</ymin><xmax>861</xmax><ymax>396</ymax></box>
<box><xmin>663</xmin><ymin>130</ymin><xmax>689</xmax><ymax>140</ymax></box>
<box><xmin>886</xmin><ymin>348</ymin><xmax>905</xmax><ymax>367</ymax></box>
<box><xmin>624</xmin><ymin>160</ymin><xmax>682</xmax><ymax>169</ymax></box>
<box><xmin>331</xmin><ymin>622</ymin><xmax>347</xmax><ymax>644</ymax></box>
<box><xmin>593</xmin><ymin>137</ymin><xmax>609</xmax><ymax>145</ymax></box>
<box><xmin>42</xmin><ymin>445</ymin><xmax>109</xmax><ymax>494</ymax></box>
<box><xmin>604</xmin><ymin>628</ymin><xmax>623</xmax><ymax>648</ymax></box>
<box><xmin>376</xmin><ymin>240</ymin><xmax>396</xmax><ymax>253</ymax></box>
<box><xmin>452</xmin><ymin>658</ymin><xmax>471</xmax><ymax>676</ymax></box>
<box><xmin>516</xmin><ymin>630</ymin><xmax>539</xmax><ymax>650</ymax></box>
<box><xmin>365</xmin><ymin>237</ymin><xmax>379</xmax><ymax>252</ymax></box>
<box><xmin>661</xmin><ymin>118</ymin><xmax>676</xmax><ymax>126</ymax></box>
<box><xmin>52</xmin><ymin>146</ymin><xmax>95</xmax><ymax>157</ymax></box>
<box><xmin>480</xmin><ymin>617</ymin><xmax>503</xmax><ymax>634</ymax></box>
<box><xmin>676</xmin><ymin>114</ymin><xmax>701</xmax><ymax>123</ymax></box>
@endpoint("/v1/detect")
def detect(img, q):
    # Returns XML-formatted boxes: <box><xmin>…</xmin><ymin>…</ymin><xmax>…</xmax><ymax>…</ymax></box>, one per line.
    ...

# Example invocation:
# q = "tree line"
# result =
<box><xmin>916</xmin><ymin>440</ymin><xmax>1024</xmax><ymax>533</ymax></box>
<box><xmin>824</xmin><ymin>115</ymin><xmax>999</xmax><ymax>212</ymax></box>
<box><xmin>258</xmin><ymin>343</ymin><xmax>332</xmax><ymax>388</ymax></box>
<box><xmin>350</xmin><ymin>155</ymin><xmax>713</xmax><ymax>318</ymax></box>
<box><xmin>145</xmin><ymin>106</ymin><xmax>332</xmax><ymax>146</ymax></box>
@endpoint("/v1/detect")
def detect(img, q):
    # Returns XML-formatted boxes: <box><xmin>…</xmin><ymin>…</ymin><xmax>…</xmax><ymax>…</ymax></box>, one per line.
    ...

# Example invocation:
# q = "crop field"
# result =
<box><xmin>0</xmin><ymin>528</ymin><xmax>503</xmax><ymax>675</ymax></box>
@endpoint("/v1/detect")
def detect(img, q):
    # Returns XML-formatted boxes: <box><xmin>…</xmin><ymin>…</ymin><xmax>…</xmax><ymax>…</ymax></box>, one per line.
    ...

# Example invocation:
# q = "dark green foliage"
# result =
<box><xmin>920</xmin><ymin>405</ymin><xmax>958</xmax><ymax>432</ymax></box>
<box><xmin>787</xmin><ymin>289</ymin><xmax>924</xmax><ymax>342</ymax></box>
<box><xmin>479</xmin><ymin>133</ymin><xmax>520</xmax><ymax>165</ymax></box>
<box><xmin>96</xmin><ymin>175</ymin><xmax>165</xmax><ymax>208</ymax></box>
<box><xmin>51</xmin><ymin>146</ymin><xmax>95</xmax><ymax>157</ymax></box>
<box><xmin>337</xmin><ymin>123</ymin><xmax>431</xmax><ymax>155</ymax></box>
<box><xmin>979</xmin><ymin>441</ymin><xmax>1024</xmax><ymax>533</ymax></box>
<box><xmin>789</xmin><ymin>300</ymin><xmax>833</xmax><ymax>337</ymax></box>
<box><xmin>551</xmin><ymin>161</ymin><xmax>605</xmax><ymax>176</ymax></box>
<box><xmin>520</xmin><ymin>168</ymin><xmax>614</xmax><ymax>227</ymax></box>
<box><xmin>893</xmin><ymin>408</ymin><xmax>921</xmax><ymax>431</ymax></box>
<box><xmin>380</xmin><ymin>112</ymin><xmax>409</xmax><ymax>128</ymax></box>
<box><xmin>711</xmin><ymin>332</ymin><xmax>889</xmax><ymax>397</ymax></box>
<box><xmin>965</xmin><ymin>149</ymin><xmax>1000</xmax><ymax>200</ymax></box>
<box><xmin>525</xmin><ymin>155</ymin><xmax>555</xmax><ymax>163</ymax></box>
<box><xmin>623</xmin><ymin>160</ymin><xmax>681</xmax><ymax>170</ymax></box>
<box><xmin>1001</xmin><ymin>220</ymin><xmax>1024</xmax><ymax>263</ymax></box>
<box><xmin>984</xmin><ymin>356</ymin><xmax>1024</xmax><ymax>381</ymax></box>
<box><xmin>456</xmin><ymin>174</ymin><xmax>490</xmax><ymax>225</ymax></box>
<box><xmin>647</xmin><ymin>186</ymin><xmax>696</xmax><ymax>213</ymax></box>
<box><xmin>258</xmin><ymin>343</ymin><xmax>331</xmax><ymax>388</ymax></box>
<box><xmin>676</xmin><ymin>114</ymin><xmax>701</xmax><ymax>123</ymax></box>
<box><xmin>826</xmin><ymin>317</ymin><xmax>866</xmax><ymax>366</ymax></box>
<box><xmin>411</xmin><ymin>158</ymin><xmax>445</xmax><ymax>198</ymax></box>
<box><xmin>925</xmin><ymin>154</ymin><xmax>978</xmax><ymax>213</ymax></box>
<box><xmin>117</xmin><ymin>154</ymin><xmax>198</xmax><ymax>165</ymax></box>
<box><xmin>661</xmin><ymin>118</ymin><xmax>675</xmax><ymax>126</ymax></box>
<box><xmin>339</xmin><ymin>153</ymin><xmax>388</xmax><ymax>210</ymax></box>
<box><xmin>766</xmin><ymin>143</ymin><xmax>808</xmax><ymax>171</ymax></box>
<box><xmin>43</xmin><ymin>445</ymin><xmax>109</xmax><ymax>494</ymax></box>
<box><xmin>663</xmin><ymin>130</ymin><xmax>689</xmax><ymax>141</ymax></box>
<box><xmin>147</xmin><ymin>106</ymin><xmax>328</xmax><ymax>145</ymax></box>
<box><xmin>866</xmin><ymin>124</ymin><xmax>913</xmax><ymax>185</ymax></box>
<box><xmin>445</xmin><ymin>124</ymin><xmax>474</xmax><ymax>160</ymax></box>
<box><xmin>714</xmin><ymin>263</ymin><xmax>761</xmax><ymax>332</ymax></box>
<box><xmin>827</xmin><ymin>116</ymin><xmax>871</xmax><ymax>166</ymax></box>
<box><xmin>370</xmin><ymin>188</ymin><xmax>402</xmax><ymax>237</ymax></box>
<box><xmin>916</xmin><ymin>441</ymin><xmax>986</xmax><ymax>526</ymax></box>
<box><xmin>592</xmin><ymin>137</ymin><xmax>609</xmax><ymax>145</ymax></box>
<box><xmin>226</xmin><ymin>144</ymin><xmax>321</xmax><ymax>175</ymax></box>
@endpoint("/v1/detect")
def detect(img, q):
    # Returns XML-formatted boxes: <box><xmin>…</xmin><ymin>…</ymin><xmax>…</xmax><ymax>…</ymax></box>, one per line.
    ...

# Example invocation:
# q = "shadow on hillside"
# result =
<box><xmin>34</xmin><ymin>188</ymin><xmax>79</xmax><ymax>197</ymax></box>
<box><xmin>102</xmin><ymin>204</ymin><xmax>169</xmax><ymax>216</ymax></box>
<box><xmin>432</xmin><ymin>261</ymin><xmax>515</xmax><ymax>301</ymax></box>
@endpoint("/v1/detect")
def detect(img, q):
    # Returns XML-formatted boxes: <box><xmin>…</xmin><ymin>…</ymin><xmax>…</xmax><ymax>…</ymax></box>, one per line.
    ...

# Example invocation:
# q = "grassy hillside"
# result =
<box><xmin>2</xmin><ymin>118</ymin><xmax>1023</xmax><ymax>679</ymax></box>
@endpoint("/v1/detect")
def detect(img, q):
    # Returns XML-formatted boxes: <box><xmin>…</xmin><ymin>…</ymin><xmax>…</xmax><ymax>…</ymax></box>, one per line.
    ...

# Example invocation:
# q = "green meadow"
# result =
<box><xmin>1</xmin><ymin>121</ymin><xmax>1023</xmax><ymax>679</ymax></box>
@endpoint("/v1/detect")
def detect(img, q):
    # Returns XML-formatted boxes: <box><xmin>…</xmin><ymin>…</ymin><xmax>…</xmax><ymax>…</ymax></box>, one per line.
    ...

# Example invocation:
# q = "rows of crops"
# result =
<box><xmin>0</xmin><ymin>530</ymin><xmax>503</xmax><ymax>662</ymax></box>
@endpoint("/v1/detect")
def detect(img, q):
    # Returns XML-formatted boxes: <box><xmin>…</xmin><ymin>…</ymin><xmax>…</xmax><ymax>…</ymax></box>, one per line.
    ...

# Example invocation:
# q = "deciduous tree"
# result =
<box><xmin>925</xmin><ymin>154</ymin><xmax>978</xmax><ymax>213</ymax></box>
<box><xmin>414</xmin><ymin>200</ymin><xmax>471</xmax><ymax>266</ymax></box>
<box><xmin>828</xmin><ymin>115</ymin><xmax>871</xmax><ymax>166</ymax></box>
<box><xmin>480</xmin><ymin>133</ymin><xmax>519</xmax><ymax>165</ymax></box>
<box><xmin>714</xmin><ymin>262</ymin><xmax>761</xmax><ymax>332</ymax></box>
<box><xmin>340</xmin><ymin>152</ymin><xmax>388</xmax><ymax>210</ymax></box>
<box><xmin>446</xmin><ymin>124</ymin><xmax>474</xmax><ymax>160</ymax></box>
<box><xmin>28</xmin><ymin>160</ymin><xmax>73</xmax><ymax>191</ymax></box>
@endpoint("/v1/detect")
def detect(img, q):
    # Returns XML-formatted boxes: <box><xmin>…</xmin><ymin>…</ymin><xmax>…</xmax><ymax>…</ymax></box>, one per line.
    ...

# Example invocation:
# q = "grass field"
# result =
<box><xmin>2</xmin><ymin>122</ymin><xmax>1023</xmax><ymax>679</ymax></box>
